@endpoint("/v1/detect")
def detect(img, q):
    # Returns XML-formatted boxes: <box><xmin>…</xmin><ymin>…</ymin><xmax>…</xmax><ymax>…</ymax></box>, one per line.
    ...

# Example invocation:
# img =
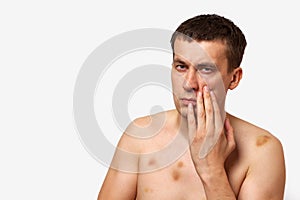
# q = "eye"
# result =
<box><xmin>197</xmin><ymin>65</ymin><xmax>217</xmax><ymax>74</ymax></box>
<box><xmin>175</xmin><ymin>65</ymin><xmax>187</xmax><ymax>71</ymax></box>
<box><xmin>201</xmin><ymin>67</ymin><xmax>213</xmax><ymax>73</ymax></box>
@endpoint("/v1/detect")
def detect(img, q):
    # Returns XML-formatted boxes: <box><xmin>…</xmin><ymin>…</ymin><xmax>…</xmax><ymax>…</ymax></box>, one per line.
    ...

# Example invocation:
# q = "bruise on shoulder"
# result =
<box><xmin>256</xmin><ymin>135</ymin><xmax>271</xmax><ymax>147</ymax></box>
<box><xmin>144</xmin><ymin>187</ymin><xmax>153</xmax><ymax>193</ymax></box>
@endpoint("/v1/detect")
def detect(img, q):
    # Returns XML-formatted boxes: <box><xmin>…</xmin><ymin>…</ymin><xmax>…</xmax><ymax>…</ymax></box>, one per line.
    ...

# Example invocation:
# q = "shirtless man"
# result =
<box><xmin>98</xmin><ymin>14</ymin><xmax>286</xmax><ymax>199</ymax></box>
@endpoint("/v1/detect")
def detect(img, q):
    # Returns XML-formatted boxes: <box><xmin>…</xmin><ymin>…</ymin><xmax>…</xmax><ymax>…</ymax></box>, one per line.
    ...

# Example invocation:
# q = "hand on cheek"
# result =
<box><xmin>187</xmin><ymin>85</ymin><xmax>236</xmax><ymax>174</ymax></box>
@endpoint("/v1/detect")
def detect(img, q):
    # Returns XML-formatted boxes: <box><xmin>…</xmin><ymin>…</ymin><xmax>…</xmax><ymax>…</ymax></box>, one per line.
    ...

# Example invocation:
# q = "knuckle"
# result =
<box><xmin>193</xmin><ymin>133</ymin><xmax>205</xmax><ymax>143</ymax></box>
<box><xmin>204</xmin><ymin>91</ymin><xmax>210</xmax><ymax>98</ymax></box>
<box><xmin>198</xmin><ymin>111</ymin><xmax>205</xmax><ymax>118</ymax></box>
<box><xmin>193</xmin><ymin>136</ymin><xmax>201</xmax><ymax>143</ymax></box>
<box><xmin>214</xmin><ymin>108</ymin><xmax>220</xmax><ymax>115</ymax></box>
<box><xmin>188</xmin><ymin>117</ymin><xmax>196</xmax><ymax>125</ymax></box>
<box><xmin>206</xmin><ymin>106</ymin><xmax>213</xmax><ymax>114</ymax></box>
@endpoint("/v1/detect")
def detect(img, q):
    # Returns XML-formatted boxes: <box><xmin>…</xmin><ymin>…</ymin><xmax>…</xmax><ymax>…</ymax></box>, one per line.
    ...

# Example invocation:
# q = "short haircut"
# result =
<box><xmin>170</xmin><ymin>14</ymin><xmax>247</xmax><ymax>72</ymax></box>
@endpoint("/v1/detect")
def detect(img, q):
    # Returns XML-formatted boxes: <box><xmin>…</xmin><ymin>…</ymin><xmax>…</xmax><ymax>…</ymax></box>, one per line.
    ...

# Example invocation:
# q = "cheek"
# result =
<box><xmin>204</xmin><ymin>73</ymin><xmax>225</xmax><ymax>91</ymax></box>
<box><xmin>171</xmin><ymin>73</ymin><xmax>183</xmax><ymax>93</ymax></box>
<box><xmin>205</xmin><ymin>74</ymin><xmax>227</xmax><ymax>103</ymax></box>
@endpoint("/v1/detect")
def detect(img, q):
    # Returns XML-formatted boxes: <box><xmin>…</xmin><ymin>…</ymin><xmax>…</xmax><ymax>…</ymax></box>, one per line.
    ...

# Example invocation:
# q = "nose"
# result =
<box><xmin>183</xmin><ymin>68</ymin><xmax>201</xmax><ymax>92</ymax></box>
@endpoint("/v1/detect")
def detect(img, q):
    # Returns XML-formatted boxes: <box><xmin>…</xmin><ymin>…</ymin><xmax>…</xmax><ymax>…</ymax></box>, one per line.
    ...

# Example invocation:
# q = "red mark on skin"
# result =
<box><xmin>148</xmin><ymin>158</ymin><xmax>156</xmax><ymax>166</ymax></box>
<box><xmin>256</xmin><ymin>135</ymin><xmax>270</xmax><ymax>147</ymax></box>
<box><xmin>172</xmin><ymin>170</ymin><xmax>180</xmax><ymax>181</ymax></box>
<box><xmin>177</xmin><ymin>161</ymin><xmax>184</xmax><ymax>168</ymax></box>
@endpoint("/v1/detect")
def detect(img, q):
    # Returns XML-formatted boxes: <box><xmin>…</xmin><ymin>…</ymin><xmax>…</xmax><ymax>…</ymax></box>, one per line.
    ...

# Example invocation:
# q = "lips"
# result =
<box><xmin>180</xmin><ymin>98</ymin><xmax>196</xmax><ymax>106</ymax></box>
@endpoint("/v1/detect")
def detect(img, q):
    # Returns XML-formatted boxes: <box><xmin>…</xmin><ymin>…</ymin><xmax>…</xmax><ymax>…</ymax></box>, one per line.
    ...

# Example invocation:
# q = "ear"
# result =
<box><xmin>229</xmin><ymin>67</ymin><xmax>243</xmax><ymax>90</ymax></box>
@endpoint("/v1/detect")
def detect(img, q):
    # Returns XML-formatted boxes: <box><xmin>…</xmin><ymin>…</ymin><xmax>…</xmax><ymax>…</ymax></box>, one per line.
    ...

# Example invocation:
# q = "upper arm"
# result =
<box><xmin>238</xmin><ymin>136</ymin><xmax>286</xmax><ymax>200</ymax></box>
<box><xmin>98</xmin><ymin>119</ymin><xmax>145</xmax><ymax>200</ymax></box>
<box><xmin>98</xmin><ymin>168</ymin><xmax>137</xmax><ymax>200</ymax></box>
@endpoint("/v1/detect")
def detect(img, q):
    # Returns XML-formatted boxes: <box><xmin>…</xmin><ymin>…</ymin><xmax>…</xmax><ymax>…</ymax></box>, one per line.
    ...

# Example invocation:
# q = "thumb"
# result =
<box><xmin>224</xmin><ymin>118</ymin><xmax>235</xmax><ymax>149</ymax></box>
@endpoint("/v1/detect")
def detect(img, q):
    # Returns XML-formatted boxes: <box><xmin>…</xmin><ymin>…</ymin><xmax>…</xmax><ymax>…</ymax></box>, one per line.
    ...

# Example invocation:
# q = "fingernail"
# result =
<box><xmin>204</xmin><ymin>86</ymin><xmax>209</xmax><ymax>92</ymax></box>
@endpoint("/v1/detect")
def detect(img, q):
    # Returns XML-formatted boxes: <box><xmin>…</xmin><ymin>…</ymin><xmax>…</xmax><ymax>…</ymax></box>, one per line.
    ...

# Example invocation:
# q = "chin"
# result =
<box><xmin>174</xmin><ymin>103</ymin><xmax>189</xmax><ymax>119</ymax></box>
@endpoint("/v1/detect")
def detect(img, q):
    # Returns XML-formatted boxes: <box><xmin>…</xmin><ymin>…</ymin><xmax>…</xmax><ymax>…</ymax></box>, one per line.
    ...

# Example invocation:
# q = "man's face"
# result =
<box><xmin>171</xmin><ymin>38</ymin><xmax>234</xmax><ymax>118</ymax></box>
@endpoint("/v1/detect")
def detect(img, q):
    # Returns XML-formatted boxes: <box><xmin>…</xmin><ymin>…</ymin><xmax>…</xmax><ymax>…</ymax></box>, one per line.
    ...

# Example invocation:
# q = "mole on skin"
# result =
<box><xmin>256</xmin><ymin>135</ymin><xmax>270</xmax><ymax>147</ymax></box>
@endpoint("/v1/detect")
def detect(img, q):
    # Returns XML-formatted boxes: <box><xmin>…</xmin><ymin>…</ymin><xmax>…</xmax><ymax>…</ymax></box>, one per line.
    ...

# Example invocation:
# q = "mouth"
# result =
<box><xmin>180</xmin><ymin>98</ymin><xmax>197</xmax><ymax>106</ymax></box>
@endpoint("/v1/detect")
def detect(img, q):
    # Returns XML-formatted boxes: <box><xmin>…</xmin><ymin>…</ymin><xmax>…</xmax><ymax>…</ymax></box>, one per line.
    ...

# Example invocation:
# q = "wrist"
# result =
<box><xmin>198</xmin><ymin>167</ymin><xmax>236</xmax><ymax>199</ymax></box>
<box><xmin>197</xmin><ymin>166</ymin><xmax>226</xmax><ymax>183</ymax></box>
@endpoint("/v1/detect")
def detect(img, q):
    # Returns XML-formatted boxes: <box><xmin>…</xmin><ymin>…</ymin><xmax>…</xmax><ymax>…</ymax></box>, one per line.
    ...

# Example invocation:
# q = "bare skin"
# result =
<box><xmin>98</xmin><ymin>39</ymin><xmax>286</xmax><ymax>200</ymax></box>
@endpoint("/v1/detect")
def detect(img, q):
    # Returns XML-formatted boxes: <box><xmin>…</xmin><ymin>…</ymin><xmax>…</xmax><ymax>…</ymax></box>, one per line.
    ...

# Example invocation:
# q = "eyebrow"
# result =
<box><xmin>196</xmin><ymin>62</ymin><xmax>217</xmax><ymax>69</ymax></box>
<box><xmin>173</xmin><ymin>57</ymin><xmax>187</xmax><ymax>65</ymax></box>
<box><xmin>173</xmin><ymin>57</ymin><xmax>217</xmax><ymax>69</ymax></box>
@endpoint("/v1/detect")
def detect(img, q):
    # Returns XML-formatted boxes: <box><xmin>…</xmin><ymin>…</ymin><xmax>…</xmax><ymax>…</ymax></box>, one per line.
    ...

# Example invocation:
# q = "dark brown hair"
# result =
<box><xmin>171</xmin><ymin>14</ymin><xmax>247</xmax><ymax>72</ymax></box>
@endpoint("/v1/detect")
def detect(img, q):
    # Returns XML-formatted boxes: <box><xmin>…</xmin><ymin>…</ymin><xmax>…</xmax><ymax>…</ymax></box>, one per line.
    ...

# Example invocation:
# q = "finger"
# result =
<box><xmin>210</xmin><ymin>90</ymin><xmax>223</xmax><ymax>132</ymax></box>
<box><xmin>196</xmin><ymin>91</ymin><xmax>205</xmax><ymax>132</ymax></box>
<box><xmin>224</xmin><ymin>118</ymin><xmax>236</xmax><ymax>150</ymax></box>
<box><xmin>203</xmin><ymin>86</ymin><xmax>214</xmax><ymax>133</ymax></box>
<box><xmin>187</xmin><ymin>103</ymin><xmax>197</xmax><ymax>144</ymax></box>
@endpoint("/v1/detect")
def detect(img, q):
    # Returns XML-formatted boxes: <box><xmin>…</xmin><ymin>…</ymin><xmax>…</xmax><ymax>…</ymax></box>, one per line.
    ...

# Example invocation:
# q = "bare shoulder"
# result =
<box><xmin>109</xmin><ymin>111</ymin><xmax>172</xmax><ymax>173</ymax></box>
<box><xmin>121</xmin><ymin>110</ymin><xmax>176</xmax><ymax>152</ymax></box>
<box><xmin>227</xmin><ymin>115</ymin><xmax>286</xmax><ymax>199</ymax></box>
<box><xmin>126</xmin><ymin>110</ymin><xmax>173</xmax><ymax>136</ymax></box>
<box><xmin>98</xmin><ymin>112</ymin><xmax>173</xmax><ymax>199</ymax></box>
<box><xmin>228</xmin><ymin>113</ymin><xmax>283</xmax><ymax>150</ymax></box>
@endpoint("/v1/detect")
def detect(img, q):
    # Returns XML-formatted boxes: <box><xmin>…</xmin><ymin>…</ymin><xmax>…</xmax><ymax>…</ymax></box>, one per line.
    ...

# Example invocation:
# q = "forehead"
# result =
<box><xmin>173</xmin><ymin>38</ymin><xmax>228</xmax><ymax>68</ymax></box>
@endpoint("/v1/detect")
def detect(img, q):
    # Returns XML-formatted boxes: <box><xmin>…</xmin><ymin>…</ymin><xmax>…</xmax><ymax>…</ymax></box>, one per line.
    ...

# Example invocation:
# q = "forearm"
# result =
<box><xmin>199</xmin><ymin>167</ymin><xmax>236</xmax><ymax>200</ymax></box>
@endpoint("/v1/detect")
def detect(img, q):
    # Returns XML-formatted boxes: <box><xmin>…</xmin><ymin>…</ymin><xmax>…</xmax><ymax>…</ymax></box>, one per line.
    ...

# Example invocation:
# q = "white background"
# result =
<box><xmin>1</xmin><ymin>0</ymin><xmax>299</xmax><ymax>199</ymax></box>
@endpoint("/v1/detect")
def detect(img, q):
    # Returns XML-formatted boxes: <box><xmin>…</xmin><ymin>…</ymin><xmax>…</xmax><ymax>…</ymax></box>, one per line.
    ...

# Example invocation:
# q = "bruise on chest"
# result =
<box><xmin>171</xmin><ymin>161</ymin><xmax>184</xmax><ymax>181</ymax></box>
<box><xmin>137</xmin><ymin>158</ymin><xmax>206</xmax><ymax>200</ymax></box>
<box><xmin>148</xmin><ymin>158</ymin><xmax>157</xmax><ymax>166</ymax></box>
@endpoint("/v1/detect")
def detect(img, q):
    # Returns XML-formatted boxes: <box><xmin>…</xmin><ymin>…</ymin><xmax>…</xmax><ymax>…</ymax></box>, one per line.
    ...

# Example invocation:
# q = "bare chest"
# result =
<box><xmin>136</xmin><ymin>150</ymin><xmax>247</xmax><ymax>200</ymax></box>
